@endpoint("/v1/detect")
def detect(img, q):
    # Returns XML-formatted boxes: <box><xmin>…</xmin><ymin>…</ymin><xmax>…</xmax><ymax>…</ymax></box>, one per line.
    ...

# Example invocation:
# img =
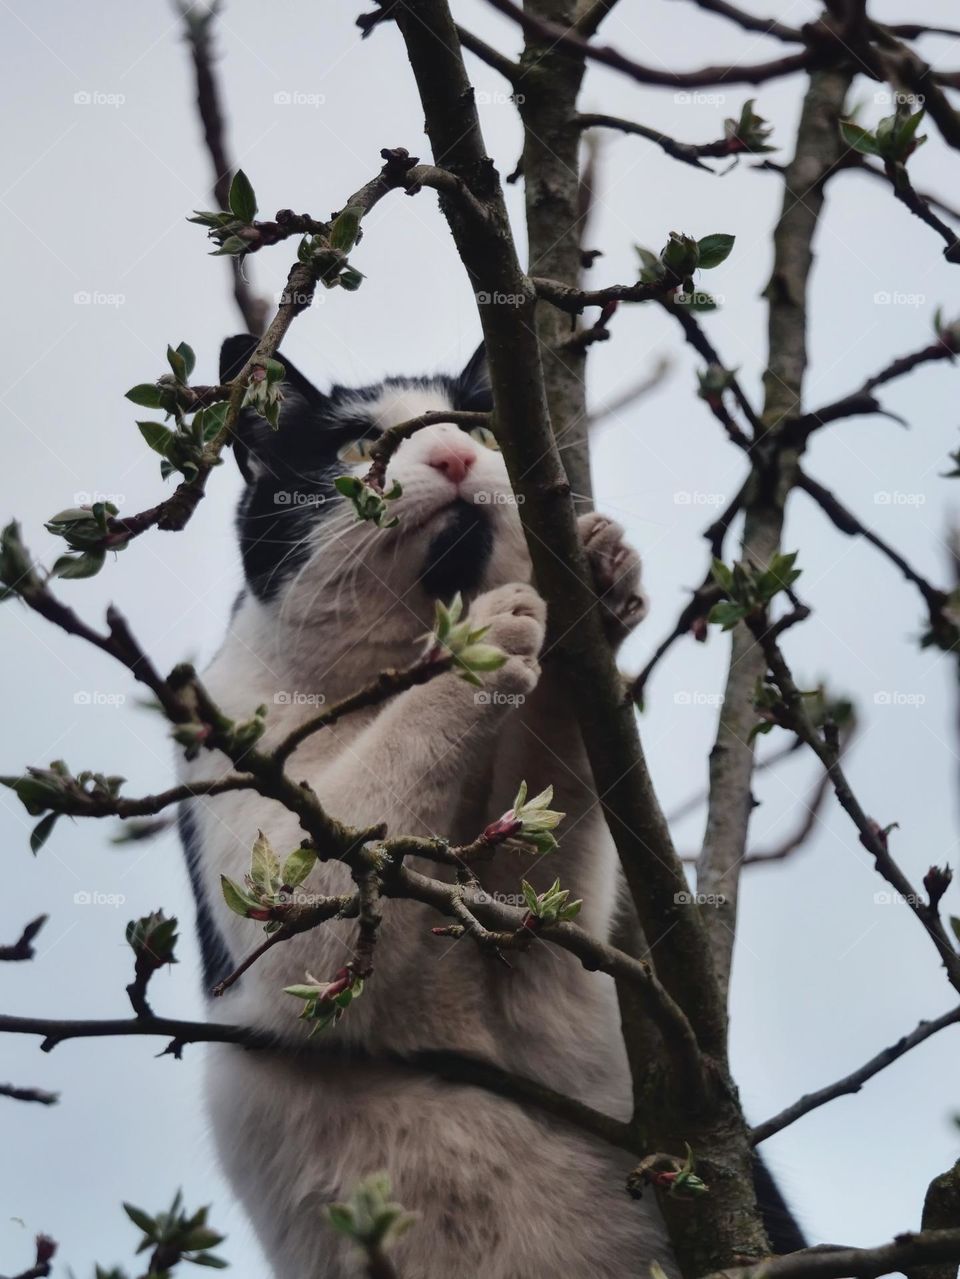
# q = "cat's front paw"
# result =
<box><xmin>579</xmin><ymin>512</ymin><xmax>648</xmax><ymax>642</ymax></box>
<box><xmin>469</xmin><ymin>582</ymin><xmax>546</xmax><ymax>696</ymax></box>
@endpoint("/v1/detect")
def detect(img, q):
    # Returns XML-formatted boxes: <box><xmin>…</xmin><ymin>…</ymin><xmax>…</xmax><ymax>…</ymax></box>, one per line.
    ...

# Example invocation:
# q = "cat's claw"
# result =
<box><xmin>468</xmin><ymin>582</ymin><xmax>546</xmax><ymax>696</ymax></box>
<box><xmin>578</xmin><ymin>512</ymin><xmax>648</xmax><ymax>641</ymax></box>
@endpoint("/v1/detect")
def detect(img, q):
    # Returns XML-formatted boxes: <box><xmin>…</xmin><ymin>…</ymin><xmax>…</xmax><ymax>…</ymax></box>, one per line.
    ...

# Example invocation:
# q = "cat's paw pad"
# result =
<box><xmin>579</xmin><ymin>512</ymin><xmax>648</xmax><ymax>639</ymax></box>
<box><xmin>469</xmin><ymin>582</ymin><xmax>545</xmax><ymax>694</ymax></box>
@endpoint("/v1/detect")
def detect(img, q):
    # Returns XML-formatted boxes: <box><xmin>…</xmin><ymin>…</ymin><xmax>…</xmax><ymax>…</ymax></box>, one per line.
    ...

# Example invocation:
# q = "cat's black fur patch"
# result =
<box><xmin>420</xmin><ymin>501</ymin><xmax>492</xmax><ymax>599</ymax></box>
<box><xmin>178</xmin><ymin>803</ymin><xmax>235</xmax><ymax>993</ymax></box>
<box><xmin>221</xmin><ymin>336</ymin><xmax>495</xmax><ymax>603</ymax></box>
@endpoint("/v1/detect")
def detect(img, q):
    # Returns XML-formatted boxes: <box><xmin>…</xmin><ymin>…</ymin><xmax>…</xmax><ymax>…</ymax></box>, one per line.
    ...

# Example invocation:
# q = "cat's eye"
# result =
<box><xmin>337</xmin><ymin>438</ymin><xmax>377</xmax><ymax>465</ymax></box>
<box><xmin>469</xmin><ymin>425</ymin><xmax>500</xmax><ymax>452</ymax></box>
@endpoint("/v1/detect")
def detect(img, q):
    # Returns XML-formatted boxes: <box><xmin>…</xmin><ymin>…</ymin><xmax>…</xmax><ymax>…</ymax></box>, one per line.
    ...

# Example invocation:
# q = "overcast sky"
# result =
<box><xmin>1</xmin><ymin>1</ymin><xmax>959</xmax><ymax>1275</ymax></box>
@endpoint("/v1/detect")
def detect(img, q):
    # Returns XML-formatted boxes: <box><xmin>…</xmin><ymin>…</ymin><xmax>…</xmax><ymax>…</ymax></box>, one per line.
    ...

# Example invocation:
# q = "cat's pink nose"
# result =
<box><xmin>426</xmin><ymin>439</ymin><xmax>476</xmax><ymax>486</ymax></box>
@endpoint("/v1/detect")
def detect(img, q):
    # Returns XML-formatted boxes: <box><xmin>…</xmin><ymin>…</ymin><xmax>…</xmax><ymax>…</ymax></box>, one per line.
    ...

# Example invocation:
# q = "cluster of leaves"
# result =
<box><xmin>483</xmin><ymin>780</ymin><xmax>566</xmax><ymax>855</ymax></box>
<box><xmin>521</xmin><ymin>876</ymin><xmax>582</xmax><ymax>926</ymax></box>
<box><xmin>45</xmin><ymin>501</ymin><xmax>125</xmax><ymax>580</ymax></box>
<box><xmin>840</xmin><ymin>104</ymin><xmax>927</xmax><ymax>167</ymax></box>
<box><xmin>637</xmin><ymin>231</ymin><xmax>734</xmax><ymax>313</ymax></box>
<box><xmin>708</xmin><ymin>552</ymin><xmax>802</xmax><ymax>631</ymax></box>
<box><xmin>427</xmin><ymin>593</ymin><xmax>506</xmax><ymax>686</ymax></box>
<box><xmin>240</xmin><ymin>357</ymin><xmax>286</xmax><ymax>430</ymax></box>
<box><xmin>723</xmin><ymin>99</ymin><xmax>775</xmax><ymax>156</ymax></box>
<box><xmin>131</xmin><ymin>344</ymin><xmax>231</xmax><ymax>482</ymax></box>
<box><xmin>300</xmin><ymin>203</ymin><xmax>365</xmax><ymax>292</ymax></box>
<box><xmin>334</xmin><ymin>474</ymin><xmax>403</xmax><ymax>527</ymax></box>
<box><xmin>170</xmin><ymin>691</ymin><xmax>267</xmax><ymax>762</ymax></box>
<box><xmin>220</xmin><ymin>829</ymin><xmax>318</xmax><ymax>931</ymax></box>
<box><xmin>126</xmin><ymin>909</ymin><xmax>179</xmax><ymax>975</ymax></box>
<box><xmin>190</xmin><ymin>172</ymin><xmax>365</xmax><ymax>292</ymax></box>
<box><xmin>104</xmin><ymin>1192</ymin><xmax>227</xmax><ymax>1275</ymax></box>
<box><xmin>326</xmin><ymin>1172</ymin><xmax>416</xmax><ymax>1258</ymax></box>
<box><xmin>0</xmin><ymin>760</ymin><xmax>124</xmax><ymax>853</ymax></box>
<box><xmin>284</xmin><ymin>966</ymin><xmax>365</xmax><ymax>1035</ymax></box>
<box><xmin>188</xmin><ymin>169</ymin><xmax>261</xmax><ymax>256</ymax></box>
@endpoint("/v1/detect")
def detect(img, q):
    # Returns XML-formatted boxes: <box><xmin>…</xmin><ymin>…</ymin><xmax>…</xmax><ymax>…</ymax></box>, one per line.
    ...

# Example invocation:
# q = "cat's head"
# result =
<box><xmin>221</xmin><ymin>335</ymin><xmax>529</xmax><ymax>637</ymax></box>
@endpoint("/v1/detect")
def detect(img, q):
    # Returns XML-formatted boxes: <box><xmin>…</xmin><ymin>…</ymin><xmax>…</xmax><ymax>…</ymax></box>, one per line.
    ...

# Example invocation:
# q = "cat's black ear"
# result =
<box><xmin>454</xmin><ymin>342</ymin><xmax>492</xmax><ymax>411</ymax></box>
<box><xmin>220</xmin><ymin>335</ymin><xmax>327</xmax><ymax>483</ymax></box>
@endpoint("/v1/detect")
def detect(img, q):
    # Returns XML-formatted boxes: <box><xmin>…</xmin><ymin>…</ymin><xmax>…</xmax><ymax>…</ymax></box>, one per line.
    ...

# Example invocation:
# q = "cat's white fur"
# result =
<box><xmin>180</xmin><ymin>383</ymin><xmax>669</xmax><ymax>1277</ymax></box>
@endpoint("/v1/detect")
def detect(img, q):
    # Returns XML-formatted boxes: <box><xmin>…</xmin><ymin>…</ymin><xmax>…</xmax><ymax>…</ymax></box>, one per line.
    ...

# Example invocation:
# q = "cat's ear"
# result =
<box><xmin>454</xmin><ymin>342</ymin><xmax>492</xmax><ymax>411</ymax></box>
<box><xmin>220</xmin><ymin>335</ymin><xmax>327</xmax><ymax>483</ymax></box>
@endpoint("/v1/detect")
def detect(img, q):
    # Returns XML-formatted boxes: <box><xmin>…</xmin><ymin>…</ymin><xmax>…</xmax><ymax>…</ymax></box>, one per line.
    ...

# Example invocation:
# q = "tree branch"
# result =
<box><xmin>750</xmin><ymin>1005</ymin><xmax>960</xmax><ymax>1143</ymax></box>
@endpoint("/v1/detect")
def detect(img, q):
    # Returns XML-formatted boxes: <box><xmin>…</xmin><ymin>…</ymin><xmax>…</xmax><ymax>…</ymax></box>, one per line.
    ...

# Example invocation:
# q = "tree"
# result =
<box><xmin>3</xmin><ymin>0</ymin><xmax>960</xmax><ymax>1276</ymax></box>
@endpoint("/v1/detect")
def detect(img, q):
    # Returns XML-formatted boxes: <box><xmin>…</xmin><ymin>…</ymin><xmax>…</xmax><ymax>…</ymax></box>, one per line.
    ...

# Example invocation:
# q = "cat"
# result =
<box><xmin>178</xmin><ymin>335</ymin><xmax>802</xmax><ymax>1278</ymax></box>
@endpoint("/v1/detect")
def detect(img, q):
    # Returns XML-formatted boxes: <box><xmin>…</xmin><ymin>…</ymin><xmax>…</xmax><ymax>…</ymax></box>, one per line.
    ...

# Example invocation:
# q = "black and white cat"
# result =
<box><xmin>178</xmin><ymin>336</ymin><xmax>800</xmax><ymax>1278</ymax></box>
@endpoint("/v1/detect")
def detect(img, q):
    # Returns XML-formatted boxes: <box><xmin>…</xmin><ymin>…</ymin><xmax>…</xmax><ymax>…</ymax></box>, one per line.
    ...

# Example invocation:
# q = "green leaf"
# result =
<box><xmin>338</xmin><ymin>266</ymin><xmax>365</xmax><ymax>292</ymax></box>
<box><xmin>166</xmin><ymin>344</ymin><xmax>188</xmax><ymax>384</ymax></box>
<box><xmin>250</xmin><ymin>829</ymin><xmax>280</xmax><ymax>893</ymax></box>
<box><xmin>51</xmin><ymin>549</ymin><xmax>106</xmax><ymax>580</ymax></box>
<box><xmin>696</xmin><ymin>234</ymin><xmax>735</xmax><ymax>270</ymax></box>
<box><xmin>950</xmin><ymin>916</ymin><xmax>960</xmax><ymax>946</ymax></box>
<box><xmin>709</xmin><ymin>601</ymin><xmax>747</xmax><ymax>631</ymax></box>
<box><xmin>176</xmin><ymin>342</ymin><xmax>196</xmax><ymax>380</ymax></box>
<box><xmin>191</xmin><ymin>1255</ymin><xmax>228</xmax><ymax>1268</ymax></box>
<box><xmin>839</xmin><ymin>120</ymin><xmax>879</xmax><ymax>156</ymax></box>
<box><xmin>221</xmin><ymin>875</ymin><xmax>258</xmax><ymax>917</ymax></box>
<box><xmin>711</xmin><ymin>559</ymin><xmax>734</xmax><ymax>593</ymax></box>
<box><xmin>30</xmin><ymin>812</ymin><xmax>59</xmax><ymax>854</ymax></box>
<box><xmin>329</xmin><ymin>205</ymin><xmax>363</xmax><ymax>252</ymax></box>
<box><xmin>282</xmin><ymin>845</ymin><xmax>317</xmax><ymax>889</ymax></box>
<box><xmin>123</xmin><ymin>1203</ymin><xmax>157</xmax><ymax>1237</ymax></box>
<box><xmin>138</xmin><ymin>421</ymin><xmax>175</xmax><ymax>457</ymax></box>
<box><xmin>228</xmin><ymin>169</ymin><xmax>258</xmax><ymax>223</ymax></box>
<box><xmin>125</xmin><ymin>383</ymin><xmax>166</xmax><ymax>409</ymax></box>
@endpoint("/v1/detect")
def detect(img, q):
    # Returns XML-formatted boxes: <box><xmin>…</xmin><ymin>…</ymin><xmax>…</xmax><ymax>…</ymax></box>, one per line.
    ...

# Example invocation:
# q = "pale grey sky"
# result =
<box><xmin>1</xmin><ymin>1</ymin><xmax>958</xmax><ymax>1275</ymax></box>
